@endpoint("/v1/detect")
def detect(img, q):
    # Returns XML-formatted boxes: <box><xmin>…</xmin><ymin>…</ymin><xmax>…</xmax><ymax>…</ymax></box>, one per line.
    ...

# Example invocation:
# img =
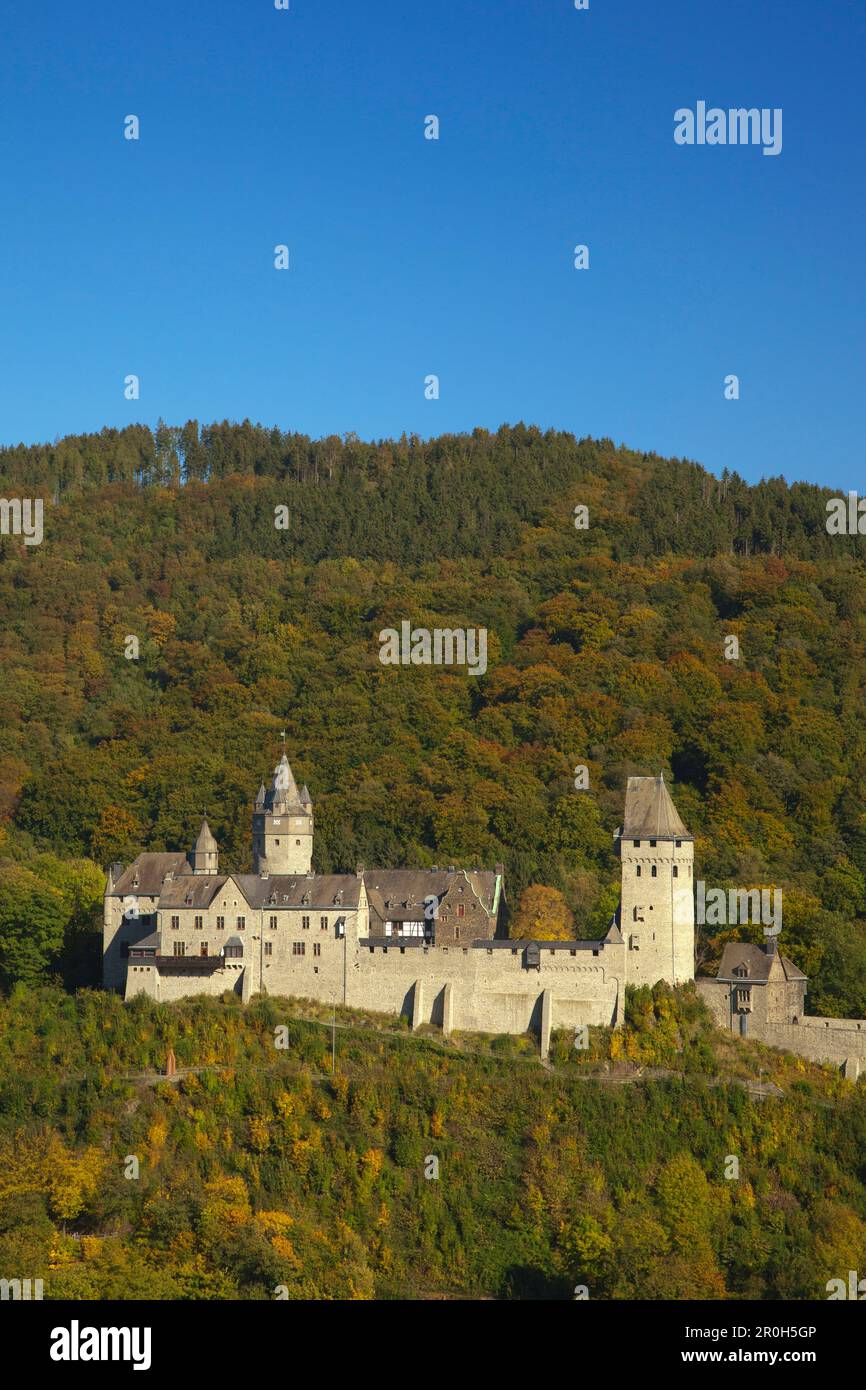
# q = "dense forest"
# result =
<box><xmin>3</xmin><ymin>420</ymin><xmax>866</xmax><ymax>1302</ymax></box>
<box><xmin>1</xmin><ymin>982</ymin><xmax>865</xmax><ymax>1301</ymax></box>
<box><xmin>2</xmin><ymin>421</ymin><xmax>866</xmax><ymax>1012</ymax></box>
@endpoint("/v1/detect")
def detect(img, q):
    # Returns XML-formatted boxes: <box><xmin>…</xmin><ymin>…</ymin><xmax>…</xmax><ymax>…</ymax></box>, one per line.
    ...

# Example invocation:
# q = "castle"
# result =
<box><xmin>103</xmin><ymin>758</ymin><xmax>866</xmax><ymax>1072</ymax></box>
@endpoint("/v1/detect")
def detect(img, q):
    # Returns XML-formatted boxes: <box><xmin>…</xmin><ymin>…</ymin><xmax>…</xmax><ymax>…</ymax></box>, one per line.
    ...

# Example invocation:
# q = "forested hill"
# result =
<box><xmin>0</xmin><ymin>419</ymin><xmax>859</xmax><ymax>562</ymax></box>
<box><xmin>2</xmin><ymin>421</ymin><xmax>866</xmax><ymax>1014</ymax></box>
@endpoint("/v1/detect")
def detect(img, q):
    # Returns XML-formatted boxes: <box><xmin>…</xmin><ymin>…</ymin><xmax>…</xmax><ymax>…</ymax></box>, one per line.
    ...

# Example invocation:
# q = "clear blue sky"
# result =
<box><xmin>0</xmin><ymin>0</ymin><xmax>863</xmax><ymax>487</ymax></box>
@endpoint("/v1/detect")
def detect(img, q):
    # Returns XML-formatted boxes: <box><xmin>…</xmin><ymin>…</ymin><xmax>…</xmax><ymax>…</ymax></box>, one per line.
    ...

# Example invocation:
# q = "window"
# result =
<box><xmin>313</xmin><ymin>942</ymin><xmax>321</xmax><ymax>957</ymax></box>
<box><xmin>630</xmin><ymin>934</ymin><xmax>640</xmax><ymax>950</ymax></box>
<box><xmin>292</xmin><ymin>941</ymin><xmax>305</xmax><ymax>956</ymax></box>
<box><xmin>636</xmin><ymin>865</ymin><xmax>641</xmax><ymax>877</ymax></box>
<box><xmin>320</xmin><ymin>916</ymin><xmax>328</xmax><ymax>930</ymax></box>
<box><xmin>225</xmin><ymin>942</ymin><xmax>242</xmax><ymax>959</ymax></box>
<box><xmin>633</xmin><ymin>905</ymin><xmax>645</xmax><ymax>922</ymax></box>
<box><xmin>237</xmin><ymin>916</ymin><xmax>246</xmax><ymax>930</ymax></box>
<box><xmin>633</xmin><ymin>840</ymin><xmax>640</xmax><ymax>847</ymax></box>
<box><xmin>171</xmin><ymin>915</ymin><xmax>179</xmax><ymax>930</ymax></box>
<box><xmin>456</xmin><ymin>904</ymin><xmax>465</xmax><ymax>918</ymax></box>
<box><xmin>194</xmin><ymin>915</ymin><xmax>203</xmax><ymax>929</ymax></box>
<box><xmin>455</xmin><ymin>928</ymin><xmax>460</xmax><ymax>941</ymax></box>
<box><xmin>269</xmin><ymin>915</ymin><xmax>277</xmax><ymax>930</ymax></box>
<box><xmin>672</xmin><ymin>865</ymin><xmax>678</xmax><ymax>878</ymax></box>
<box><xmin>275</xmin><ymin>839</ymin><xmax>280</xmax><ymax>846</ymax></box>
<box><xmin>216</xmin><ymin>915</ymin><xmax>224</xmax><ymax>930</ymax></box>
<box><xmin>295</xmin><ymin>838</ymin><xmax>300</xmax><ymax>845</ymax></box>
<box><xmin>264</xmin><ymin>942</ymin><xmax>273</xmax><ymax>957</ymax></box>
<box><xmin>173</xmin><ymin>942</ymin><xmax>186</xmax><ymax>957</ymax></box>
<box><xmin>302</xmin><ymin>915</ymin><xmax>310</xmax><ymax>930</ymax></box>
<box><xmin>649</xmin><ymin>839</ymin><xmax>656</xmax><ymax>847</ymax></box>
<box><xmin>651</xmin><ymin>865</ymin><xmax>657</xmax><ymax>878</ymax></box>
<box><xmin>200</xmin><ymin>943</ymin><xmax>208</xmax><ymax>957</ymax></box>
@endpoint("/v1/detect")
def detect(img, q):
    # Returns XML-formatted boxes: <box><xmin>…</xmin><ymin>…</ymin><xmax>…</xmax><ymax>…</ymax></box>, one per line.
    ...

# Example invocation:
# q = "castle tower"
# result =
<box><xmin>615</xmin><ymin>774</ymin><xmax>694</xmax><ymax>988</ymax></box>
<box><xmin>191</xmin><ymin>818</ymin><xmax>218</xmax><ymax>875</ymax></box>
<box><xmin>253</xmin><ymin>753</ymin><xmax>313</xmax><ymax>875</ymax></box>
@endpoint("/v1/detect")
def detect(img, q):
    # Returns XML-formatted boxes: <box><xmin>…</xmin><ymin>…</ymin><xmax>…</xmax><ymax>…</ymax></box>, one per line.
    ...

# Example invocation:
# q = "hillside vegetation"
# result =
<box><xmin>1</xmin><ymin>984</ymin><xmax>864</xmax><ymax>1301</ymax></box>
<box><xmin>2</xmin><ymin>422</ymin><xmax>866</xmax><ymax>1011</ymax></box>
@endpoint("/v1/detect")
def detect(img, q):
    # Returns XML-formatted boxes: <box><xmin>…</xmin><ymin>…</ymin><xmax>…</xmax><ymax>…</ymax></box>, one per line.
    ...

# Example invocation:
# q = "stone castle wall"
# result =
<box><xmin>696</xmin><ymin>978</ymin><xmax>866</xmax><ymax>1077</ymax></box>
<box><xmin>125</xmin><ymin>932</ymin><xmax>626</xmax><ymax>1055</ymax></box>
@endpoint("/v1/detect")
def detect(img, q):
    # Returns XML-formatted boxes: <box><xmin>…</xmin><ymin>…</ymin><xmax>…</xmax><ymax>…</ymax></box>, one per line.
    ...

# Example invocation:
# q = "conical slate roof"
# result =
<box><xmin>621</xmin><ymin>774</ymin><xmax>690</xmax><ymax>840</ymax></box>
<box><xmin>265</xmin><ymin>753</ymin><xmax>305</xmax><ymax>811</ymax></box>
<box><xmin>195</xmin><ymin>818</ymin><xmax>218</xmax><ymax>852</ymax></box>
<box><xmin>299</xmin><ymin>784</ymin><xmax>312</xmax><ymax>806</ymax></box>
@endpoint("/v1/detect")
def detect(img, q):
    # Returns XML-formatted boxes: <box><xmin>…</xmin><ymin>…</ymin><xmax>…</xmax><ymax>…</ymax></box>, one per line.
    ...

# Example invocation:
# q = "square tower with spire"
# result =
<box><xmin>616</xmin><ymin>774</ymin><xmax>694</xmax><ymax>988</ymax></box>
<box><xmin>252</xmin><ymin>753</ymin><xmax>314</xmax><ymax>875</ymax></box>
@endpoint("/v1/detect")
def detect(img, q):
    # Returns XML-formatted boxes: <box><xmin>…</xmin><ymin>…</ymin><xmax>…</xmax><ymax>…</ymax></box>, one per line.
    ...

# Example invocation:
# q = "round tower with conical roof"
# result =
<box><xmin>252</xmin><ymin>753</ymin><xmax>313</xmax><ymax>875</ymax></box>
<box><xmin>191</xmin><ymin>818</ymin><xmax>218</xmax><ymax>875</ymax></box>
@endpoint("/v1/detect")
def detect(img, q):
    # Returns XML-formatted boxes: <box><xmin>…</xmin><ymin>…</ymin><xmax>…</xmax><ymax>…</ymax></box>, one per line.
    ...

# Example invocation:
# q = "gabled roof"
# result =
<box><xmin>363</xmin><ymin>868</ymin><xmax>500</xmax><ymax>922</ymax></box>
<box><xmin>233</xmin><ymin>873</ymin><xmax>361</xmax><ymax>910</ymax></box>
<box><xmin>621</xmin><ymin>774</ymin><xmax>691</xmax><ymax>840</ymax></box>
<box><xmin>158</xmin><ymin>874</ymin><xmax>229</xmax><ymax>909</ymax></box>
<box><xmin>109</xmin><ymin>852</ymin><xmax>189</xmax><ymax>897</ymax></box>
<box><xmin>716</xmin><ymin>941</ymin><xmax>807</xmax><ymax>983</ymax></box>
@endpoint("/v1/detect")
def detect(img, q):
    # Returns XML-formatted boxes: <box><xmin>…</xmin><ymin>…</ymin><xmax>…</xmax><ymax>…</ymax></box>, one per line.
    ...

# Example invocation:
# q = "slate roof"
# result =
<box><xmin>194</xmin><ymin>819</ymin><xmax>217</xmax><ymax>852</ymax></box>
<box><xmin>233</xmin><ymin>873</ymin><xmax>361</xmax><ymax>910</ymax></box>
<box><xmin>364</xmin><ymin>868</ymin><xmax>499</xmax><ymax>923</ymax></box>
<box><xmin>262</xmin><ymin>754</ymin><xmax>309</xmax><ymax>814</ymax></box>
<box><xmin>129</xmin><ymin>931</ymin><xmax>160</xmax><ymax>951</ymax></box>
<box><xmin>109</xmin><ymin>852</ymin><xmax>189</xmax><ymax>897</ymax></box>
<box><xmin>158</xmin><ymin>874</ymin><xmax>229</xmax><ymax>909</ymax></box>
<box><xmin>621</xmin><ymin>774</ymin><xmax>691</xmax><ymax>840</ymax></box>
<box><xmin>716</xmin><ymin>941</ymin><xmax>807</xmax><ymax>984</ymax></box>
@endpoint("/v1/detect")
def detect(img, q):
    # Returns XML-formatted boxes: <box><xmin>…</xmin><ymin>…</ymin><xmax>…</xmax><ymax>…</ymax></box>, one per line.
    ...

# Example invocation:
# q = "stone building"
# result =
<box><xmin>697</xmin><ymin>941</ymin><xmax>866</xmax><ymax>1079</ymax></box>
<box><xmin>696</xmin><ymin>940</ymin><xmax>807</xmax><ymax>1038</ymax></box>
<box><xmin>103</xmin><ymin>757</ymin><xmax>866</xmax><ymax>1071</ymax></box>
<box><xmin>106</xmin><ymin>761</ymin><xmax>694</xmax><ymax>1051</ymax></box>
